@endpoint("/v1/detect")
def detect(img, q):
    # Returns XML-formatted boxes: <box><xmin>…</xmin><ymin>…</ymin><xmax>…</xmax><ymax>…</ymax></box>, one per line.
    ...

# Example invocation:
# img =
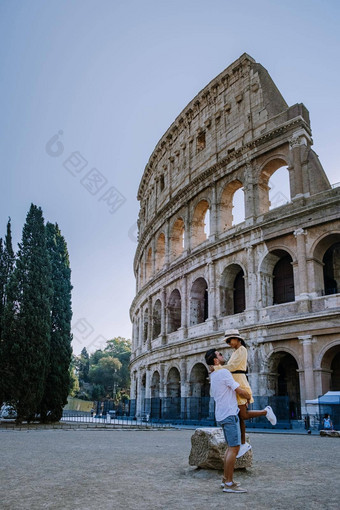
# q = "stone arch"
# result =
<box><xmin>152</xmin><ymin>299</ymin><xmax>162</xmax><ymax>339</ymax></box>
<box><xmin>167</xmin><ymin>289</ymin><xmax>182</xmax><ymax>333</ymax></box>
<box><xmin>190</xmin><ymin>277</ymin><xmax>208</xmax><ymax>325</ymax></box>
<box><xmin>191</xmin><ymin>200</ymin><xmax>210</xmax><ymax>248</ymax></box>
<box><xmin>219</xmin><ymin>180</ymin><xmax>244</xmax><ymax>231</ymax></box>
<box><xmin>170</xmin><ymin>217</ymin><xmax>185</xmax><ymax>260</ymax></box>
<box><xmin>310</xmin><ymin>233</ymin><xmax>340</xmax><ymax>295</ymax></box>
<box><xmin>187</xmin><ymin>362</ymin><xmax>210</xmax><ymax>420</ymax></box>
<box><xmin>155</xmin><ymin>232</ymin><xmax>166</xmax><ymax>272</ymax></box>
<box><xmin>151</xmin><ymin>370</ymin><xmax>160</xmax><ymax>398</ymax></box>
<box><xmin>266</xmin><ymin>349</ymin><xmax>301</xmax><ymax>420</ymax></box>
<box><xmin>145</xmin><ymin>247</ymin><xmax>152</xmax><ymax>281</ymax></box>
<box><xmin>189</xmin><ymin>363</ymin><xmax>210</xmax><ymax>397</ymax></box>
<box><xmin>219</xmin><ymin>263</ymin><xmax>246</xmax><ymax>316</ymax></box>
<box><xmin>258</xmin><ymin>157</ymin><xmax>290</xmax><ymax>214</ymax></box>
<box><xmin>260</xmin><ymin>249</ymin><xmax>295</xmax><ymax>307</ymax></box>
<box><xmin>320</xmin><ymin>343</ymin><xmax>340</xmax><ymax>394</ymax></box>
<box><xmin>166</xmin><ymin>367</ymin><xmax>181</xmax><ymax>397</ymax></box>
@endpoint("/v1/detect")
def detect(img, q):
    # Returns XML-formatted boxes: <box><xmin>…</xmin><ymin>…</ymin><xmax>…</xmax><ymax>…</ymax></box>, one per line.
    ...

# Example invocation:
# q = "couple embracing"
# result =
<box><xmin>205</xmin><ymin>329</ymin><xmax>277</xmax><ymax>494</ymax></box>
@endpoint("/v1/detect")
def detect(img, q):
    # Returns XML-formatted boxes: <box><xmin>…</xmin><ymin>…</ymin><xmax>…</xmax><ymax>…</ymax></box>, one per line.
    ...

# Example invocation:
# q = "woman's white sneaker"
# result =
<box><xmin>265</xmin><ymin>405</ymin><xmax>277</xmax><ymax>425</ymax></box>
<box><xmin>236</xmin><ymin>442</ymin><xmax>252</xmax><ymax>458</ymax></box>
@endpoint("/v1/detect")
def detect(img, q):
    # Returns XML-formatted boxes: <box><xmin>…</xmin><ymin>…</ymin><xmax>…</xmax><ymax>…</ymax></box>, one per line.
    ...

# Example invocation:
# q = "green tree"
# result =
<box><xmin>104</xmin><ymin>337</ymin><xmax>131</xmax><ymax>391</ymax></box>
<box><xmin>89</xmin><ymin>355</ymin><xmax>122</xmax><ymax>398</ymax></box>
<box><xmin>2</xmin><ymin>204</ymin><xmax>52</xmax><ymax>423</ymax></box>
<box><xmin>0</xmin><ymin>218</ymin><xmax>15</xmax><ymax>340</ymax></box>
<box><xmin>77</xmin><ymin>347</ymin><xmax>90</xmax><ymax>383</ymax></box>
<box><xmin>39</xmin><ymin>223</ymin><xmax>73</xmax><ymax>422</ymax></box>
<box><xmin>0</xmin><ymin>219</ymin><xmax>16</xmax><ymax>404</ymax></box>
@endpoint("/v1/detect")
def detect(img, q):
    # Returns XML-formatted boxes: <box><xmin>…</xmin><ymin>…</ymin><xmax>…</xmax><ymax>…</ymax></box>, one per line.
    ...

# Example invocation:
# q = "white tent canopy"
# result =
<box><xmin>305</xmin><ymin>391</ymin><xmax>340</xmax><ymax>405</ymax></box>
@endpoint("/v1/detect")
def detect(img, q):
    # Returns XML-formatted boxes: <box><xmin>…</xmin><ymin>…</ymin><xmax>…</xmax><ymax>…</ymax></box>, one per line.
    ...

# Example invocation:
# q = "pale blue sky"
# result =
<box><xmin>0</xmin><ymin>0</ymin><xmax>339</xmax><ymax>354</ymax></box>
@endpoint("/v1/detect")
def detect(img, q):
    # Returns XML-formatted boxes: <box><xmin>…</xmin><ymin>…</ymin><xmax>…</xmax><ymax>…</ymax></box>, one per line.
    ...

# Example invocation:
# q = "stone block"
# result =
<box><xmin>320</xmin><ymin>430</ymin><xmax>340</xmax><ymax>437</ymax></box>
<box><xmin>188</xmin><ymin>427</ymin><xmax>252</xmax><ymax>470</ymax></box>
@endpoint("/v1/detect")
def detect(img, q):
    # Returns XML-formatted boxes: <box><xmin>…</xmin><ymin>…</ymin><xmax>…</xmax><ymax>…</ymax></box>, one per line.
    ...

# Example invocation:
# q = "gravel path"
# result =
<box><xmin>0</xmin><ymin>428</ymin><xmax>339</xmax><ymax>510</ymax></box>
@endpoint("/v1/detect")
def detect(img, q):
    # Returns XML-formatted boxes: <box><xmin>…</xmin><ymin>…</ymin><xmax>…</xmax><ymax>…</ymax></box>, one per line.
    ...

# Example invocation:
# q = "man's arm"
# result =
<box><xmin>235</xmin><ymin>386</ymin><xmax>251</xmax><ymax>400</ymax></box>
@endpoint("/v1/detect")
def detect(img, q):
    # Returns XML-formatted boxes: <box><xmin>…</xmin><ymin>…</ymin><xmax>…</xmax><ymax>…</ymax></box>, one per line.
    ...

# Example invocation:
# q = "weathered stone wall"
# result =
<box><xmin>130</xmin><ymin>53</ymin><xmax>340</xmax><ymax>422</ymax></box>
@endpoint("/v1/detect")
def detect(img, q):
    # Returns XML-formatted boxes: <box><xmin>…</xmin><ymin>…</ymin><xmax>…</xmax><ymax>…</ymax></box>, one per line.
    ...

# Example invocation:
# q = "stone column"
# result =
<box><xmin>207</xmin><ymin>260</ymin><xmax>218</xmax><ymax>330</ymax></box>
<box><xmin>136</xmin><ymin>370</ymin><xmax>143</xmax><ymax>417</ymax></box>
<box><xmin>184</xmin><ymin>203</ymin><xmax>191</xmax><ymax>253</ymax></box>
<box><xmin>161</xmin><ymin>287</ymin><xmax>167</xmax><ymax>345</ymax></box>
<box><xmin>159</xmin><ymin>363</ymin><xmax>166</xmax><ymax>399</ymax></box>
<box><xmin>181</xmin><ymin>275</ymin><xmax>188</xmax><ymax>338</ymax></box>
<box><xmin>147</xmin><ymin>297</ymin><xmax>152</xmax><ymax>351</ymax></box>
<box><xmin>165</xmin><ymin>219</ymin><xmax>170</xmax><ymax>268</ymax></box>
<box><xmin>144</xmin><ymin>366</ymin><xmax>152</xmax><ymax>416</ymax></box>
<box><xmin>299</xmin><ymin>335</ymin><xmax>316</xmax><ymax>401</ymax></box>
<box><xmin>294</xmin><ymin>228</ymin><xmax>309</xmax><ymax>298</ymax></box>
<box><xmin>209</xmin><ymin>183</ymin><xmax>218</xmax><ymax>241</ymax></box>
<box><xmin>151</xmin><ymin>237</ymin><xmax>156</xmax><ymax>277</ymax></box>
<box><xmin>246</xmin><ymin>245</ymin><xmax>257</xmax><ymax>317</ymax></box>
<box><xmin>289</xmin><ymin>130</ymin><xmax>312</xmax><ymax>198</ymax></box>
<box><xmin>137</xmin><ymin>313</ymin><xmax>143</xmax><ymax>356</ymax></box>
<box><xmin>180</xmin><ymin>359</ymin><xmax>189</xmax><ymax>420</ymax></box>
<box><xmin>243</xmin><ymin>162</ymin><xmax>256</xmax><ymax>221</ymax></box>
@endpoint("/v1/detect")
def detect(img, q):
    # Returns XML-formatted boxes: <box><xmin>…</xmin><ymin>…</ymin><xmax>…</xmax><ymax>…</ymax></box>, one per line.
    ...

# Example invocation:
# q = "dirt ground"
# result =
<box><xmin>0</xmin><ymin>428</ymin><xmax>339</xmax><ymax>510</ymax></box>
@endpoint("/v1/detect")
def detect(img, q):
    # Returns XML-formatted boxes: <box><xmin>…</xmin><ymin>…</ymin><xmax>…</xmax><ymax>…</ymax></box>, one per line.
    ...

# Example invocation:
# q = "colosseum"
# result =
<box><xmin>129</xmin><ymin>53</ymin><xmax>340</xmax><ymax>428</ymax></box>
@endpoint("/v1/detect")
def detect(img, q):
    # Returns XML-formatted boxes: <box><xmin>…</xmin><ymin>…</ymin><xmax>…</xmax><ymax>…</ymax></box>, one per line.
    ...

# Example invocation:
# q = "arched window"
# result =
<box><xmin>190</xmin><ymin>278</ymin><xmax>208</xmax><ymax>325</ymax></box>
<box><xmin>166</xmin><ymin>367</ymin><xmax>181</xmax><ymax>397</ymax></box>
<box><xmin>269</xmin><ymin>166</ymin><xmax>290</xmax><ymax>210</ymax></box>
<box><xmin>267</xmin><ymin>351</ymin><xmax>301</xmax><ymax>420</ymax></box>
<box><xmin>323</xmin><ymin>242</ymin><xmax>340</xmax><ymax>295</ymax></box>
<box><xmin>192</xmin><ymin>200</ymin><xmax>210</xmax><ymax>248</ymax></box>
<box><xmin>234</xmin><ymin>269</ymin><xmax>245</xmax><ymax>313</ymax></box>
<box><xmin>259</xmin><ymin>158</ymin><xmax>290</xmax><ymax>214</ymax></box>
<box><xmin>151</xmin><ymin>371</ymin><xmax>160</xmax><ymax>398</ymax></box>
<box><xmin>220</xmin><ymin>180</ymin><xmax>244</xmax><ymax>231</ymax></box>
<box><xmin>220</xmin><ymin>264</ymin><xmax>245</xmax><ymax>316</ymax></box>
<box><xmin>152</xmin><ymin>299</ymin><xmax>162</xmax><ymax>339</ymax></box>
<box><xmin>145</xmin><ymin>247</ymin><xmax>152</xmax><ymax>281</ymax></box>
<box><xmin>171</xmin><ymin>218</ymin><xmax>185</xmax><ymax>260</ymax></box>
<box><xmin>273</xmin><ymin>255</ymin><xmax>295</xmax><ymax>304</ymax></box>
<box><xmin>321</xmin><ymin>345</ymin><xmax>340</xmax><ymax>393</ymax></box>
<box><xmin>189</xmin><ymin>363</ymin><xmax>210</xmax><ymax>397</ymax></box>
<box><xmin>167</xmin><ymin>289</ymin><xmax>181</xmax><ymax>333</ymax></box>
<box><xmin>155</xmin><ymin>233</ymin><xmax>166</xmax><ymax>272</ymax></box>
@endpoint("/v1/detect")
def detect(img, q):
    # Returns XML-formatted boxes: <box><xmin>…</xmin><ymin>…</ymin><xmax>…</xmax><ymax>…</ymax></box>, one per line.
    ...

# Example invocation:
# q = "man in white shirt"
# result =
<box><xmin>205</xmin><ymin>348</ymin><xmax>251</xmax><ymax>494</ymax></box>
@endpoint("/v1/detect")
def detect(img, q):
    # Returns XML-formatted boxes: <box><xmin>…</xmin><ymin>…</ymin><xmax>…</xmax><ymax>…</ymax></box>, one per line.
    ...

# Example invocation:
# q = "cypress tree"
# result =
<box><xmin>0</xmin><ymin>219</ymin><xmax>15</xmax><ymax>338</ymax></box>
<box><xmin>2</xmin><ymin>204</ymin><xmax>52</xmax><ymax>423</ymax></box>
<box><xmin>39</xmin><ymin>222</ymin><xmax>72</xmax><ymax>422</ymax></box>
<box><xmin>0</xmin><ymin>219</ymin><xmax>15</xmax><ymax>404</ymax></box>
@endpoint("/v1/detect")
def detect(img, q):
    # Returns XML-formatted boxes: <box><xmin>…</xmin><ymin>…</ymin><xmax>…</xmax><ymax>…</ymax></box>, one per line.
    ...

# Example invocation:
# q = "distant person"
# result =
<box><xmin>211</xmin><ymin>329</ymin><xmax>277</xmax><ymax>457</ymax></box>
<box><xmin>205</xmin><ymin>348</ymin><xmax>250</xmax><ymax>493</ymax></box>
<box><xmin>322</xmin><ymin>413</ymin><xmax>333</xmax><ymax>430</ymax></box>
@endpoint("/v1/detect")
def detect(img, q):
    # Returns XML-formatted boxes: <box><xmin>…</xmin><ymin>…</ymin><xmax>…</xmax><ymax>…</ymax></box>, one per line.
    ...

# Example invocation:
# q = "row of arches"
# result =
<box><xmin>134</xmin><ymin>343</ymin><xmax>340</xmax><ymax>422</ymax></box>
<box><xmin>135</xmin><ymin>242</ymin><xmax>340</xmax><ymax>344</ymax></box>
<box><xmin>140</xmin><ymin>162</ymin><xmax>290</xmax><ymax>285</ymax></box>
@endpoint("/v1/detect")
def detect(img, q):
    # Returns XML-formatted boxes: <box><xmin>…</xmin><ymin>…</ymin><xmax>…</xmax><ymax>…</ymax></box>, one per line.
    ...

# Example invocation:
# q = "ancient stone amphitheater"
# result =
<box><xmin>129</xmin><ymin>53</ymin><xmax>340</xmax><ymax>426</ymax></box>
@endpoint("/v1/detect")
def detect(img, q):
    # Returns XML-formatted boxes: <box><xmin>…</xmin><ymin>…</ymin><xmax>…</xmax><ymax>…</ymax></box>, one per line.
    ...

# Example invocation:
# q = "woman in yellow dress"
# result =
<box><xmin>216</xmin><ymin>329</ymin><xmax>277</xmax><ymax>456</ymax></box>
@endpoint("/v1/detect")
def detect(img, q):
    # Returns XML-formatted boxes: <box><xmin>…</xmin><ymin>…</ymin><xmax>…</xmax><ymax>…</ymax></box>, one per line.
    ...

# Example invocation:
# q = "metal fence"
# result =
<box><xmin>61</xmin><ymin>409</ymin><xmax>172</xmax><ymax>428</ymax></box>
<box><xmin>63</xmin><ymin>395</ymin><xmax>298</xmax><ymax>428</ymax></box>
<box><xmin>246</xmin><ymin>396</ymin><xmax>292</xmax><ymax>429</ymax></box>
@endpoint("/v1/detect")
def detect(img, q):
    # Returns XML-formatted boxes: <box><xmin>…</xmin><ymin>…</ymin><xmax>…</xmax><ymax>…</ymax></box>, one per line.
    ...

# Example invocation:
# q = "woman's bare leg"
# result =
<box><xmin>239</xmin><ymin>404</ymin><xmax>266</xmax><ymax>422</ymax></box>
<box><xmin>239</xmin><ymin>414</ymin><xmax>246</xmax><ymax>444</ymax></box>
